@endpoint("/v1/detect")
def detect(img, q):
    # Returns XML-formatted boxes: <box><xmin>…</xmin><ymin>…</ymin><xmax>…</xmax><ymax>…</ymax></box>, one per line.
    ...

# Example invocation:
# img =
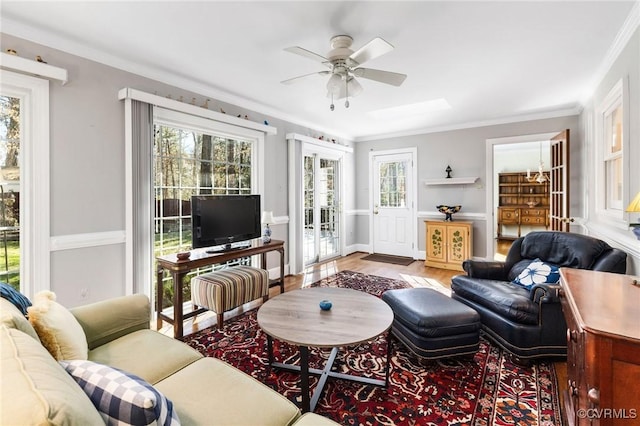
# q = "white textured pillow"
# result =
<box><xmin>27</xmin><ymin>291</ymin><xmax>88</xmax><ymax>360</ymax></box>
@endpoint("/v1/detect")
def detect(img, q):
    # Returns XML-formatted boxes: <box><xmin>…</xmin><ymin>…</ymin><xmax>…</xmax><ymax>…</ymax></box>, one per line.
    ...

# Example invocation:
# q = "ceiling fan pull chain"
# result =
<box><xmin>345</xmin><ymin>77</ymin><xmax>350</xmax><ymax>108</ymax></box>
<box><xmin>330</xmin><ymin>92</ymin><xmax>335</xmax><ymax>111</ymax></box>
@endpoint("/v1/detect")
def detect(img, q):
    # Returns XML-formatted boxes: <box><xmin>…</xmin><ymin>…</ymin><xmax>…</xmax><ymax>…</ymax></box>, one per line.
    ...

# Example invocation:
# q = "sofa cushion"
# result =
<box><xmin>60</xmin><ymin>359</ymin><xmax>180</xmax><ymax>426</ymax></box>
<box><xmin>0</xmin><ymin>325</ymin><xmax>104</xmax><ymax>425</ymax></box>
<box><xmin>89</xmin><ymin>329</ymin><xmax>202</xmax><ymax>385</ymax></box>
<box><xmin>1</xmin><ymin>297</ymin><xmax>40</xmax><ymax>342</ymax></box>
<box><xmin>450</xmin><ymin>276</ymin><xmax>539</xmax><ymax>325</ymax></box>
<box><xmin>155</xmin><ymin>357</ymin><xmax>301</xmax><ymax>426</ymax></box>
<box><xmin>512</xmin><ymin>258</ymin><xmax>560</xmax><ymax>289</ymax></box>
<box><xmin>27</xmin><ymin>291</ymin><xmax>88</xmax><ymax>360</ymax></box>
<box><xmin>0</xmin><ymin>282</ymin><xmax>32</xmax><ymax>315</ymax></box>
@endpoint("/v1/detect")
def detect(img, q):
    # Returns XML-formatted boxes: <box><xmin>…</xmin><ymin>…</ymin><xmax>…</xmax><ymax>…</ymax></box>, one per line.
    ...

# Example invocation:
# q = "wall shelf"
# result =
<box><xmin>424</xmin><ymin>177</ymin><xmax>478</xmax><ymax>186</ymax></box>
<box><xmin>1</xmin><ymin>52</ymin><xmax>68</xmax><ymax>84</ymax></box>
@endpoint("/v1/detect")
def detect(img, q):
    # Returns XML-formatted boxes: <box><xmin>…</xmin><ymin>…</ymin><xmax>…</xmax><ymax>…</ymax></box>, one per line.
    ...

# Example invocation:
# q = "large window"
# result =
<box><xmin>153</xmin><ymin>109</ymin><xmax>261</xmax><ymax>309</ymax></box>
<box><xmin>0</xmin><ymin>71</ymin><xmax>50</xmax><ymax>298</ymax></box>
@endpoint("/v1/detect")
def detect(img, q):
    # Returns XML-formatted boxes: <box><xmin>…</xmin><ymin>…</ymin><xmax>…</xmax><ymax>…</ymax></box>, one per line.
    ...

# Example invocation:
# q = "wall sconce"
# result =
<box><xmin>626</xmin><ymin>191</ymin><xmax>640</xmax><ymax>240</ymax></box>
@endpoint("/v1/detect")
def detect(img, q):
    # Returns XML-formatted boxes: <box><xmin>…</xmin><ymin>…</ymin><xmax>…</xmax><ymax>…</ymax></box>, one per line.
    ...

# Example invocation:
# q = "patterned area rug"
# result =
<box><xmin>183</xmin><ymin>271</ymin><xmax>561</xmax><ymax>425</ymax></box>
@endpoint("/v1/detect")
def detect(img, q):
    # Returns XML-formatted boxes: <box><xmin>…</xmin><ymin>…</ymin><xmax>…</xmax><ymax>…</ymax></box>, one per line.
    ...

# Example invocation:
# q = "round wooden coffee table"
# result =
<box><xmin>257</xmin><ymin>287</ymin><xmax>393</xmax><ymax>413</ymax></box>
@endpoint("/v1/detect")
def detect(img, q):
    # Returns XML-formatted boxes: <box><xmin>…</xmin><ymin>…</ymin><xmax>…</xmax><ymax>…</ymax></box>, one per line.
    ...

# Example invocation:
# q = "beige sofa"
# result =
<box><xmin>0</xmin><ymin>294</ymin><xmax>337</xmax><ymax>425</ymax></box>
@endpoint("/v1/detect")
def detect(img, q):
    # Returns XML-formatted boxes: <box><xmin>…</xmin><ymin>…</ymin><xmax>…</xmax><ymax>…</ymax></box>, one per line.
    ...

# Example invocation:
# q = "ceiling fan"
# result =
<box><xmin>281</xmin><ymin>35</ymin><xmax>407</xmax><ymax>110</ymax></box>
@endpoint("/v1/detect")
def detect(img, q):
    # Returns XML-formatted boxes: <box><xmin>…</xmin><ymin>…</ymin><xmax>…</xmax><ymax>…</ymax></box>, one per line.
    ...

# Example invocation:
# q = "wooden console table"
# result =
<box><xmin>559</xmin><ymin>268</ymin><xmax>640</xmax><ymax>426</ymax></box>
<box><xmin>156</xmin><ymin>239</ymin><xmax>285</xmax><ymax>338</ymax></box>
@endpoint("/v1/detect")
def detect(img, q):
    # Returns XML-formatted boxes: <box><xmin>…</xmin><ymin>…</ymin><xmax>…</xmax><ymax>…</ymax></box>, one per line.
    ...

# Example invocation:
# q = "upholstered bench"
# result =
<box><xmin>191</xmin><ymin>265</ymin><xmax>270</xmax><ymax>329</ymax></box>
<box><xmin>382</xmin><ymin>288</ymin><xmax>481</xmax><ymax>360</ymax></box>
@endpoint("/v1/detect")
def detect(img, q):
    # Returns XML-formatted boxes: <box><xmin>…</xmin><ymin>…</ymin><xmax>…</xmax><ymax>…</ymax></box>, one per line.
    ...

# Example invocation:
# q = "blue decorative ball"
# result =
<box><xmin>319</xmin><ymin>300</ymin><xmax>332</xmax><ymax>311</ymax></box>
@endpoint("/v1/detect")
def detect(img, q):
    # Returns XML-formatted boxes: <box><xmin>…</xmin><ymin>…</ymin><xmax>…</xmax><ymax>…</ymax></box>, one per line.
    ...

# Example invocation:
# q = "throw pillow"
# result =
<box><xmin>27</xmin><ymin>291</ymin><xmax>88</xmax><ymax>360</ymax></box>
<box><xmin>0</xmin><ymin>281</ymin><xmax>32</xmax><ymax>316</ymax></box>
<box><xmin>512</xmin><ymin>258</ymin><xmax>560</xmax><ymax>289</ymax></box>
<box><xmin>60</xmin><ymin>360</ymin><xmax>181</xmax><ymax>426</ymax></box>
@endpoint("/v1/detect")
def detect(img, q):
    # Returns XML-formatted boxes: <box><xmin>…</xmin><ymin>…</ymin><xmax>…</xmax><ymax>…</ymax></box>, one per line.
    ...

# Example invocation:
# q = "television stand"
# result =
<box><xmin>205</xmin><ymin>243</ymin><xmax>251</xmax><ymax>254</ymax></box>
<box><xmin>156</xmin><ymin>239</ymin><xmax>285</xmax><ymax>338</ymax></box>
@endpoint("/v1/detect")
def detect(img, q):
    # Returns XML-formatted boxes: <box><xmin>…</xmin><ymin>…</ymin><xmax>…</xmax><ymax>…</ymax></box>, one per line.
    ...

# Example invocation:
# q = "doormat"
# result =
<box><xmin>361</xmin><ymin>253</ymin><xmax>415</xmax><ymax>266</ymax></box>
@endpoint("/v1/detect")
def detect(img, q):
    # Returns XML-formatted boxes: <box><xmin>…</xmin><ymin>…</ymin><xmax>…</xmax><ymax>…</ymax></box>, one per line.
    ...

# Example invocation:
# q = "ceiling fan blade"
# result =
<box><xmin>284</xmin><ymin>46</ymin><xmax>331</xmax><ymax>67</ymax></box>
<box><xmin>281</xmin><ymin>71</ymin><xmax>330</xmax><ymax>85</ymax></box>
<box><xmin>349</xmin><ymin>37</ymin><xmax>394</xmax><ymax>65</ymax></box>
<box><xmin>353</xmin><ymin>68</ymin><xmax>407</xmax><ymax>86</ymax></box>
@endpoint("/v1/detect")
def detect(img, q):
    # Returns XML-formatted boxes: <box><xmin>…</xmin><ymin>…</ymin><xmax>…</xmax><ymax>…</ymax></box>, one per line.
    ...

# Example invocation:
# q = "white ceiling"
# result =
<box><xmin>1</xmin><ymin>1</ymin><xmax>637</xmax><ymax>141</ymax></box>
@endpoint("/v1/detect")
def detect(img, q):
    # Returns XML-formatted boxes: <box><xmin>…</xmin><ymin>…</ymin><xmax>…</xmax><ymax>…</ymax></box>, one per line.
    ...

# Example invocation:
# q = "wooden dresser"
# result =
<box><xmin>497</xmin><ymin>171</ymin><xmax>549</xmax><ymax>238</ymax></box>
<box><xmin>559</xmin><ymin>268</ymin><xmax>640</xmax><ymax>426</ymax></box>
<box><xmin>424</xmin><ymin>220</ymin><xmax>472</xmax><ymax>271</ymax></box>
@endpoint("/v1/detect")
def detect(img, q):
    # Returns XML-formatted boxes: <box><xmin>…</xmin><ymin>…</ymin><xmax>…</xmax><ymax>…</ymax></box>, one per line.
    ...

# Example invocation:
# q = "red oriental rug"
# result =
<box><xmin>182</xmin><ymin>271</ymin><xmax>562</xmax><ymax>425</ymax></box>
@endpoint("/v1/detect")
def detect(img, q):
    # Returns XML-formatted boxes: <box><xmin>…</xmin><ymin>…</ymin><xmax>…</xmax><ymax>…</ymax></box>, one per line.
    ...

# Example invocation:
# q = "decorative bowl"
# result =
<box><xmin>176</xmin><ymin>252</ymin><xmax>191</xmax><ymax>260</ymax></box>
<box><xmin>319</xmin><ymin>300</ymin><xmax>332</xmax><ymax>311</ymax></box>
<box><xmin>436</xmin><ymin>205</ymin><xmax>462</xmax><ymax>221</ymax></box>
<box><xmin>526</xmin><ymin>201</ymin><xmax>539</xmax><ymax>208</ymax></box>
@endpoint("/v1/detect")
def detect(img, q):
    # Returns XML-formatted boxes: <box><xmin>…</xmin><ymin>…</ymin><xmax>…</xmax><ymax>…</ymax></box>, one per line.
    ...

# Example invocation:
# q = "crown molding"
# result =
<box><xmin>580</xmin><ymin>0</ymin><xmax>640</xmax><ymax>105</ymax></box>
<box><xmin>0</xmin><ymin>17</ymin><xmax>355</xmax><ymax>142</ymax></box>
<box><xmin>353</xmin><ymin>106</ymin><xmax>582</xmax><ymax>142</ymax></box>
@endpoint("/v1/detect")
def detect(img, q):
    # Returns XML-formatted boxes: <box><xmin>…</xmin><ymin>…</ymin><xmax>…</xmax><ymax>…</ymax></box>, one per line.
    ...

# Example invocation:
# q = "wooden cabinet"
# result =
<box><xmin>559</xmin><ymin>268</ymin><xmax>640</xmax><ymax>426</ymax></box>
<box><xmin>424</xmin><ymin>220</ymin><xmax>472</xmax><ymax>271</ymax></box>
<box><xmin>497</xmin><ymin>172</ymin><xmax>549</xmax><ymax>238</ymax></box>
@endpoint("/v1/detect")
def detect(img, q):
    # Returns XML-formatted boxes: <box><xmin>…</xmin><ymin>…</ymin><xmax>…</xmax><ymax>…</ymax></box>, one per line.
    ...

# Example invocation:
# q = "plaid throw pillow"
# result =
<box><xmin>60</xmin><ymin>360</ymin><xmax>180</xmax><ymax>426</ymax></box>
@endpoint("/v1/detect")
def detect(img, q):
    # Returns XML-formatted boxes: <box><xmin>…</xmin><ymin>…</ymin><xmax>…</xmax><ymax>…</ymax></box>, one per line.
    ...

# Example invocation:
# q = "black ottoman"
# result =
<box><xmin>382</xmin><ymin>288</ymin><xmax>481</xmax><ymax>360</ymax></box>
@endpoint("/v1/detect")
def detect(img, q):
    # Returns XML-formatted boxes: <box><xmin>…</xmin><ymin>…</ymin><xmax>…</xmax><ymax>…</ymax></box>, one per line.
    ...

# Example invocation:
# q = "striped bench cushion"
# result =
<box><xmin>191</xmin><ymin>266</ymin><xmax>269</xmax><ymax>314</ymax></box>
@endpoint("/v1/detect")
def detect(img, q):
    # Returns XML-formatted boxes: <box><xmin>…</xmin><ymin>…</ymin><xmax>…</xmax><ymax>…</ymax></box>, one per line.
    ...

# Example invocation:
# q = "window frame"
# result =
<box><xmin>595</xmin><ymin>77</ymin><xmax>629</xmax><ymax>224</ymax></box>
<box><xmin>0</xmin><ymin>70</ymin><xmax>51</xmax><ymax>298</ymax></box>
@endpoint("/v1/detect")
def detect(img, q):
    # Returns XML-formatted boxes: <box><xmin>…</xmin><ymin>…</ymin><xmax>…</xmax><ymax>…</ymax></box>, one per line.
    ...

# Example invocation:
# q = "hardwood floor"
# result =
<box><xmin>157</xmin><ymin>250</ymin><xmax>566</xmax><ymax>419</ymax></box>
<box><xmin>157</xmin><ymin>252</ymin><xmax>460</xmax><ymax>336</ymax></box>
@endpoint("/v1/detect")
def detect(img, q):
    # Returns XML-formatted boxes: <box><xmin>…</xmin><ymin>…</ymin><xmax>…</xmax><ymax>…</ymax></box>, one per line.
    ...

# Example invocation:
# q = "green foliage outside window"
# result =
<box><xmin>154</xmin><ymin>124</ymin><xmax>253</xmax><ymax>309</ymax></box>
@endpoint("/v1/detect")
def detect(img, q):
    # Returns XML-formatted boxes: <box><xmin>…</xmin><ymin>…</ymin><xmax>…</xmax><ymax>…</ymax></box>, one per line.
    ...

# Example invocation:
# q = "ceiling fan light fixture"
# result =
<box><xmin>327</xmin><ymin>73</ymin><xmax>343</xmax><ymax>93</ymax></box>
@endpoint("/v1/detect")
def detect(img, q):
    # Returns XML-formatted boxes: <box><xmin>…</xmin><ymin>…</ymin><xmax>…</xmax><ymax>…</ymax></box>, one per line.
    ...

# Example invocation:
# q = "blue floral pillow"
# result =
<box><xmin>512</xmin><ymin>258</ymin><xmax>560</xmax><ymax>289</ymax></box>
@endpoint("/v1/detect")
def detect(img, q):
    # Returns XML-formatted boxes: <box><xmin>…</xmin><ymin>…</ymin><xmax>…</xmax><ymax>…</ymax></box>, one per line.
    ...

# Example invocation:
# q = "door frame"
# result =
<box><xmin>368</xmin><ymin>147</ymin><xmax>417</xmax><ymax>258</ymax></box>
<box><xmin>485</xmin><ymin>132</ymin><xmax>557</xmax><ymax>260</ymax></box>
<box><xmin>302</xmin><ymin>151</ymin><xmax>343</xmax><ymax>265</ymax></box>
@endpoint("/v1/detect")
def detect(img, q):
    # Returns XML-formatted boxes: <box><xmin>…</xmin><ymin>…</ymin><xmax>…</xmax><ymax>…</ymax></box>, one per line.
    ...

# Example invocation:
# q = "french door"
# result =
<box><xmin>303</xmin><ymin>154</ymin><xmax>340</xmax><ymax>265</ymax></box>
<box><xmin>550</xmin><ymin>130</ymin><xmax>571</xmax><ymax>231</ymax></box>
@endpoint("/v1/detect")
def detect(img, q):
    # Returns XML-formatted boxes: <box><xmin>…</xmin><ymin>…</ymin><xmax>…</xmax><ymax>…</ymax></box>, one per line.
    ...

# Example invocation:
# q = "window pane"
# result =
<box><xmin>606</xmin><ymin>157</ymin><xmax>623</xmax><ymax>210</ymax></box>
<box><xmin>378</xmin><ymin>160</ymin><xmax>407</xmax><ymax>207</ymax></box>
<box><xmin>607</xmin><ymin>105</ymin><xmax>623</xmax><ymax>154</ymax></box>
<box><xmin>0</xmin><ymin>96</ymin><xmax>21</xmax><ymax>291</ymax></box>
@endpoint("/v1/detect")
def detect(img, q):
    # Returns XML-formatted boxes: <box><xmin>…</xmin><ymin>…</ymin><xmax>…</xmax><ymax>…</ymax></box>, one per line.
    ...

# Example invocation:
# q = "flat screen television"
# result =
<box><xmin>191</xmin><ymin>194</ymin><xmax>261</xmax><ymax>252</ymax></box>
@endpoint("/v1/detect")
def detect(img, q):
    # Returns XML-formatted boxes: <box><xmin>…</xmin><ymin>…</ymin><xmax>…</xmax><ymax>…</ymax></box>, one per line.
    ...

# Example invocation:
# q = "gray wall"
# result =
<box><xmin>1</xmin><ymin>33</ymin><xmax>345</xmax><ymax>306</ymax></box>
<box><xmin>354</xmin><ymin>115</ymin><xmax>578</xmax><ymax>258</ymax></box>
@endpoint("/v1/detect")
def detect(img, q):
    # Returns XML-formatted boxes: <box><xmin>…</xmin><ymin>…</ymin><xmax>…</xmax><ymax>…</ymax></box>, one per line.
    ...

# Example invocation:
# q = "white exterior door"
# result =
<box><xmin>371</xmin><ymin>151</ymin><xmax>415</xmax><ymax>257</ymax></box>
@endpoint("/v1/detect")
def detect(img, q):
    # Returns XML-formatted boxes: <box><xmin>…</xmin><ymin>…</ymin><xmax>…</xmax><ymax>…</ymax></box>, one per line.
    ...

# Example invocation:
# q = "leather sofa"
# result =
<box><xmin>450</xmin><ymin>231</ymin><xmax>627</xmax><ymax>360</ymax></box>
